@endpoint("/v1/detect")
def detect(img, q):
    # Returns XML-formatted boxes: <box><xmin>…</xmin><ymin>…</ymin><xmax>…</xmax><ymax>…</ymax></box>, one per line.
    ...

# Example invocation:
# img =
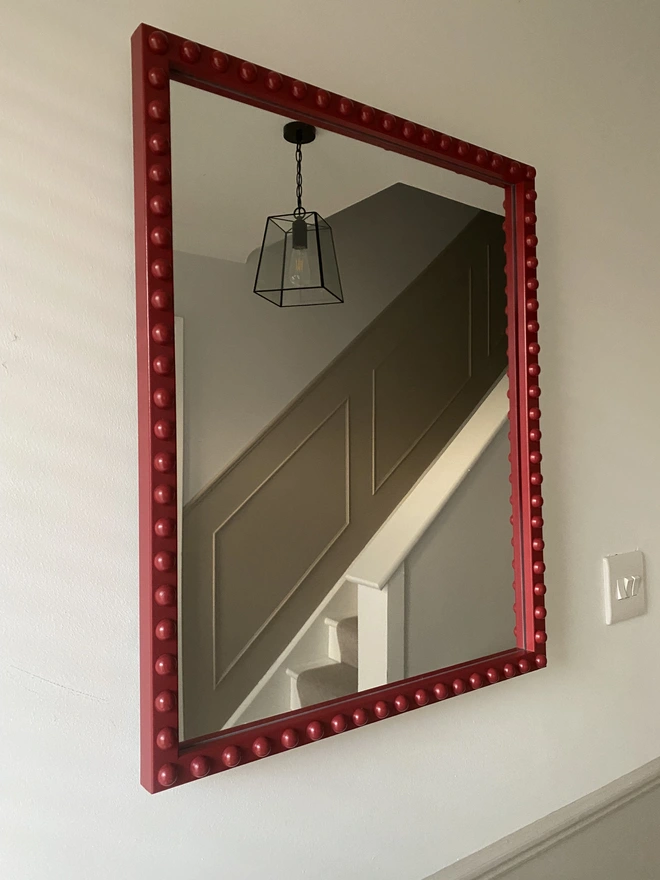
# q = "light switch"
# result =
<box><xmin>603</xmin><ymin>550</ymin><xmax>646</xmax><ymax>625</ymax></box>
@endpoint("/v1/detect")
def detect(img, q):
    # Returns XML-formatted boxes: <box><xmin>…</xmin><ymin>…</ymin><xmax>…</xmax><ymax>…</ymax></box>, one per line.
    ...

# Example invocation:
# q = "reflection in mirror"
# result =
<box><xmin>170</xmin><ymin>82</ymin><xmax>514</xmax><ymax>741</ymax></box>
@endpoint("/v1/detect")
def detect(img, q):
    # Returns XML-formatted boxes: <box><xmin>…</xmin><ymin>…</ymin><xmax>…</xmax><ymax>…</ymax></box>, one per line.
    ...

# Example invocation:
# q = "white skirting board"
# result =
<box><xmin>425</xmin><ymin>757</ymin><xmax>660</xmax><ymax>880</ymax></box>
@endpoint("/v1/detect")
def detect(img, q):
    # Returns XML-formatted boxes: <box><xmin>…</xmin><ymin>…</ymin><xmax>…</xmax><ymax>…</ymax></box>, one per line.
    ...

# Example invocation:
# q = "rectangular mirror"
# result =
<box><xmin>132</xmin><ymin>24</ymin><xmax>546</xmax><ymax>791</ymax></box>
<box><xmin>171</xmin><ymin>82</ymin><xmax>513</xmax><ymax>739</ymax></box>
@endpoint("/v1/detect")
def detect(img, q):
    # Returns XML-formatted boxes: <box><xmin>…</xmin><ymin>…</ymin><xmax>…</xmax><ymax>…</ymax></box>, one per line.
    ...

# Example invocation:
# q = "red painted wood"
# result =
<box><xmin>132</xmin><ymin>23</ymin><xmax>547</xmax><ymax>793</ymax></box>
<box><xmin>251</xmin><ymin>736</ymin><xmax>272</xmax><ymax>758</ymax></box>
<box><xmin>281</xmin><ymin>728</ymin><xmax>299</xmax><ymax>749</ymax></box>
<box><xmin>189</xmin><ymin>755</ymin><xmax>211</xmax><ymax>778</ymax></box>
<box><xmin>330</xmin><ymin>714</ymin><xmax>348</xmax><ymax>733</ymax></box>
<box><xmin>373</xmin><ymin>700</ymin><xmax>389</xmax><ymax>719</ymax></box>
<box><xmin>306</xmin><ymin>720</ymin><xmax>325</xmax><ymax>741</ymax></box>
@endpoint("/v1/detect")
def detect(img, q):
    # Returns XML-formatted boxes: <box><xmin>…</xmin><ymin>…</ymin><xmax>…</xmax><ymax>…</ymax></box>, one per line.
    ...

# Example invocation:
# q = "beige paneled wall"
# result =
<box><xmin>174</xmin><ymin>184</ymin><xmax>479</xmax><ymax>502</ymax></box>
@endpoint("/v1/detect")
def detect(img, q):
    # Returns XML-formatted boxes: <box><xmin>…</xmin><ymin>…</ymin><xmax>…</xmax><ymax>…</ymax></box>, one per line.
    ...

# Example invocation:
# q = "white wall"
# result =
<box><xmin>405</xmin><ymin>425</ymin><xmax>514</xmax><ymax>677</ymax></box>
<box><xmin>175</xmin><ymin>184</ymin><xmax>479</xmax><ymax>500</ymax></box>
<box><xmin>2</xmin><ymin>3</ymin><xmax>660</xmax><ymax>880</ymax></box>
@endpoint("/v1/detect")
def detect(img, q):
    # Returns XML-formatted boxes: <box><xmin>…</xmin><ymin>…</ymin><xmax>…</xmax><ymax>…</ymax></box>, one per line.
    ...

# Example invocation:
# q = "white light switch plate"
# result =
<box><xmin>603</xmin><ymin>550</ymin><xmax>646</xmax><ymax>625</ymax></box>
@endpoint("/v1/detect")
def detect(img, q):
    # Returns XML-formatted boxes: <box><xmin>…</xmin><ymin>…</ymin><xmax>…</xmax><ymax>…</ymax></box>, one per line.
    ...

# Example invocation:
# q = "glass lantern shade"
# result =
<box><xmin>253</xmin><ymin>211</ymin><xmax>343</xmax><ymax>307</ymax></box>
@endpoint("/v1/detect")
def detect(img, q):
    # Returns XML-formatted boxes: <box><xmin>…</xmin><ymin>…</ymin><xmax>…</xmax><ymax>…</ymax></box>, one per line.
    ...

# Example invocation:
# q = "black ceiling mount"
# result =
<box><xmin>283</xmin><ymin>121</ymin><xmax>316</xmax><ymax>145</ymax></box>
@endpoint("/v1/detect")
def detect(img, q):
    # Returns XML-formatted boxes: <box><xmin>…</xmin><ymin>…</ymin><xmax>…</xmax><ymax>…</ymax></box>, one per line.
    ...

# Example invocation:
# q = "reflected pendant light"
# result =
<box><xmin>253</xmin><ymin>122</ymin><xmax>344</xmax><ymax>307</ymax></box>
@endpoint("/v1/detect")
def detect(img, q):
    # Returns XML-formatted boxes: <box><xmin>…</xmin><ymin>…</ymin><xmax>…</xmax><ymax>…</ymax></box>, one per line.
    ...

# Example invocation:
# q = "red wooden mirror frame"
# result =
<box><xmin>131</xmin><ymin>22</ymin><xmax>546</xmax><ymax>793</ymax></box>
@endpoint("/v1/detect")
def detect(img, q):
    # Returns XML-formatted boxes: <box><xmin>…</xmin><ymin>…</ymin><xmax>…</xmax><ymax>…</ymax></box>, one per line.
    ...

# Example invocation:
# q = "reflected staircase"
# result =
<box><xmin>288</xmin><ymin>615</ymin><xmax>358</xmax><ymax>707</ymax></box>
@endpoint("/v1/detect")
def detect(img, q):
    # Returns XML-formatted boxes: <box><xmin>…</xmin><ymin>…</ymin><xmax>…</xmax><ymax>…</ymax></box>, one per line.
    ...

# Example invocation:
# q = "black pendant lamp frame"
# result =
<box><xmin>253</xmin><ymin>122</ymin><xmax>344</xmax><ymax>307</ymax></box>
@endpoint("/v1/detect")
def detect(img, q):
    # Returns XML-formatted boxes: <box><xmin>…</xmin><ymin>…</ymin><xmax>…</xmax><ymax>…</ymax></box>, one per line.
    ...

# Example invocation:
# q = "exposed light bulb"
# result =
<box><xmin>287</xmin><ymin>246</ymin><xmax>312</xmax><ymax>288</ymax></box>
<box><xmin>287</xmin><ymin>217</ymin><xmax>312</xmax><ymax>288</ymax></box>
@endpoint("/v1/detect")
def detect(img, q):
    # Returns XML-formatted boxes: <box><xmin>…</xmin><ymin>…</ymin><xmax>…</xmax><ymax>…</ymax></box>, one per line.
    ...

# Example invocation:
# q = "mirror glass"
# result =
<box><xmin>170</xmin><ymin>82</ymin><xmax>514</xmax><ymax>740</ymax></box>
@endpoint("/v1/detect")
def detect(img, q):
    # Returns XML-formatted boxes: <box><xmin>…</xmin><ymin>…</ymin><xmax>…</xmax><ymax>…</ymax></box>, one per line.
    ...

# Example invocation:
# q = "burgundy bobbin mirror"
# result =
<box><xmin>132</xmin><ymin>23</ymin><xmax>546</xmax><ymax>793</ymax></box>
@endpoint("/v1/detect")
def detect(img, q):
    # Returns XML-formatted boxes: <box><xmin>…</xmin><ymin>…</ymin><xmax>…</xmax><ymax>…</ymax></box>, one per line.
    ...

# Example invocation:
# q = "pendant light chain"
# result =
<box><xmin>253</xmin><ymin>121</ymin><xmax>343</xmax><ymax>305</ymax></box>
<box><xmin>294</xmin><ymin>137</ymin><xmax>305</xmax><ymax>218</ymax></box>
